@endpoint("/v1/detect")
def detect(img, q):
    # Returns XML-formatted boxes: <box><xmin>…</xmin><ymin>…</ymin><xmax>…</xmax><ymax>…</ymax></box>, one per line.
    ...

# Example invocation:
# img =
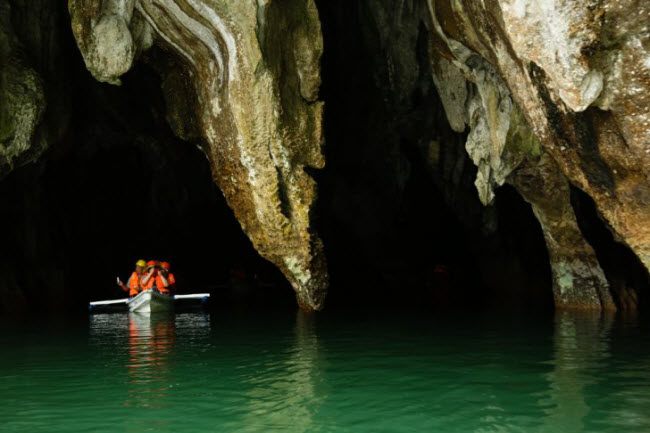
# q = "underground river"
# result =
<box><xmin>3</xmin><ymin>1</ymin><xmax>650</xmax><ymax>432</ymax></box>
<box><xmin>2</xmin><ymin>310</ymin><xmax>650</xmax><ymax>432</ymax></box>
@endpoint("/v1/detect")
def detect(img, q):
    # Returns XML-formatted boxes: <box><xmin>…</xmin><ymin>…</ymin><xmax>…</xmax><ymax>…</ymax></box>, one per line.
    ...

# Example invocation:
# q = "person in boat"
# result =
<box><xmin>159</xmin><ymin>262</ymin><xmax>176</xmax><ymax>294</ymax></box>
<box><xmin>140</xmin><ymin>260</ymin><xmax>174</xmax><ymax>295</ymax></box>
<box><xmin>117</xmin><ymin>259</ymin><xmax>147</xmax><ymax>297</ymax></box>
<box><xmin>139</xmin><ymin>260</ymin><xmax>159</xmax><ymax>293</ymax></box>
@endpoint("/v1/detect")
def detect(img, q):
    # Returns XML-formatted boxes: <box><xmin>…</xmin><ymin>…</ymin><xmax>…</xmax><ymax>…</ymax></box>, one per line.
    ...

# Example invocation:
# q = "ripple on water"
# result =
<box><xmin>1</xmin><ymin>312</ymin><xmax>650</xmax><ymax>432</ymax></box>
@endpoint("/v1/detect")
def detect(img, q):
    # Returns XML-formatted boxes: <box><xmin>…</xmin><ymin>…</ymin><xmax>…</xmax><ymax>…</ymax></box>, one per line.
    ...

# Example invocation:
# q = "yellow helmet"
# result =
<box><xmin>136</xmin><ymin>259</ymin><xmax>147</xmax><ymax>267</ymax></box>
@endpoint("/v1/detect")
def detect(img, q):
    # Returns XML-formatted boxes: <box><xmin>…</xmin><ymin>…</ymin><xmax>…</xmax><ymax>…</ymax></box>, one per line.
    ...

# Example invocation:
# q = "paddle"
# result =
<box><xmin>174</xmin><ymin>293</ymin><xmax>210</xmax><ymax>300</ymax></box>
<box><xmin>90</xmin><ymin>293</ymin><xmax>209</xmax><ymax>306</ymax></box>
<box><xmin>89</xmin><ymin>298</ymin><xmax>129</xmax><ymax>306</ymax></box>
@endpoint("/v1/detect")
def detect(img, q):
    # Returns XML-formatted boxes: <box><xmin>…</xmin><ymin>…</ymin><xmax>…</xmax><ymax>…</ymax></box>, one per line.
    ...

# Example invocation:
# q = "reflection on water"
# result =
<box><xmin>126</xmin><ymin>313</ymin><xmax>176</xmax><ymax>408</ymax></box>
<box><xmin>542</xmin><ymin>312</ymin><xmax>613</xmax><ymax>431</ymax></box>
<box><xmin>89</xmin><ymin>313</ymin><xmax>178</xmax><ymax>409</ymax></box>
<box><xmin>3</xmin><ymin>311</ymin><xmax>650</xmax><ymax>432</ymax></box>
<box><xmin>88</xmin><ymin>313</ymin><xmax>210</xmax><ymax>432</ymax></box>
<box><xmin>242</xmin><ymin>311</ymin><xmax>325</xmax><ymax>432</ymax></box>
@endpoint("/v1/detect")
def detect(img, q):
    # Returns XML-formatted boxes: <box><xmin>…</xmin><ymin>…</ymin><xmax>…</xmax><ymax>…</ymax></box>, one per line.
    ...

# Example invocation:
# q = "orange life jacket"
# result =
<box><xmin>154</xmin><ymin>273</ymin><xmax>175</xmax><ymax>294</ymax></box>
<box><xmin>141</xmin><ymin>273</ymin><xmax>154</xmax><ymax>291</ymax></box>
<box><xmin>127</xmin><ymin>272</ymin><xmax>141</xmax><ymax>296</ymax></box>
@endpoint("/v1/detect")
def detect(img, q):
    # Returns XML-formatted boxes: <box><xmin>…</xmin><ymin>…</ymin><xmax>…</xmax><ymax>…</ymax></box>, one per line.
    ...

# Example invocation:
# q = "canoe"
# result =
<box><xmin>127</xmin><ymin>290</ymin><xmax>174</xmax><ymax>313</ymax></box>
<box><xmin>89</xmin><ymin>292</ymin><xmax>210</xmax><ymax>313</ymax></box>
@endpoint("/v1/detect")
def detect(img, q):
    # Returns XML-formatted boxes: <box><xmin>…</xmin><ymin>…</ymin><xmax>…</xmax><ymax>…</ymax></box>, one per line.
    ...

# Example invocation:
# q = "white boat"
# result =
<box><xmin>89</xmin><ymin>292</ymin><xmax>210</xmax><ymax>313</ymax></box>
<box><xmin>127</xmin><ymin>290</ymin><xmax>174</xmax><ymax>313</ymax></box>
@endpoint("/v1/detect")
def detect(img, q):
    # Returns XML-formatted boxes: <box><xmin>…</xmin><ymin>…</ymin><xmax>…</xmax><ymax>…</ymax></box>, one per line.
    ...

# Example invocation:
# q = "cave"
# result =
<box><xmin>0</xmin><ymin>0</ymin><xmax>554</xmax><ymax>315</ymax></box>
<box><xmin>0</xmin><ymin>12</ymin><xmax>291</xmax><ymax>313</ymax></box>
<box><xmin>1</xmin><ymin>0</ymin><xmax>649</xmax><ymax>315</ymax></box>
<box><xmin>5</xmin><ymin>2</ymin><xmax>650</xmax><ymax>431</ymax></box>
<box><xmin>314</xmin><ymin>0</ymin><xmax>554</xmax><ymax>311</ymax></box>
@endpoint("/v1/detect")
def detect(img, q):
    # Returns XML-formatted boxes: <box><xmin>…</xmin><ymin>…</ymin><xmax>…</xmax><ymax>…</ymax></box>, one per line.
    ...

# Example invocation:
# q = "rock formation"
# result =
<box><xmin>1</xmin><ymin>0</ymin><xmax>72</xmax><ymax>180</ymax></box>
<box><xmin>67</xmin><ymin>0</ymin><xmax>328</xmax><ymax>310</ymax></box>
<box><xmin>425</xmin><ymin>0</ymin><xmax>650</xmax><ymax>309</ymax></box>
<box><xmin>1</xmin><ymin>1</ymin><xmax>47</xmax><ymax>177</ymax></box>
<box><xmin>510</xmin><ymin>154</ymin><xmax>615</xmax><ymax>310</ymax></box>
<box><xmin>430</xmin><ymin>47</ymin><xmax>616</xmax><ymax>309</ymax></box>
<box><xmin>1</xmin><ymin>0</ymin><xmax>649</xmax><ymax>312</ymax></box>
<box><xmin>323</xmin><ymin>0</ymin><xmax>648</xmax><ymax>310</ymax></box>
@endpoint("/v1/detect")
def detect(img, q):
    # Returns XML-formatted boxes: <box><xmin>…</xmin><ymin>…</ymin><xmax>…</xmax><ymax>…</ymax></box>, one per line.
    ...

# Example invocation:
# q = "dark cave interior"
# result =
<box><xmin>1</xmin><ymin>0</ymin><xmax>648</xmax><ymax>315</ymax></box>
<box><xmin>314</xmin><ymin>0</ymin><xmax>553</xmax><ymax>311</ymax></box>
<box><xmin>0</xmin><ymin>34</ymin><xmax>291</xmax><ymax>313</ymax></box>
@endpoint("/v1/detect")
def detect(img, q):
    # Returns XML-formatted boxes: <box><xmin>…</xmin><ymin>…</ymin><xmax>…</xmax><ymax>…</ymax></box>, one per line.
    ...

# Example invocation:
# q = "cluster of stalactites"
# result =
<box><xmin>424</xmin><ymin>0</ymin><xmax>650</xmax><ymax>311</ymax></box>
<box><xmin>68</xmin><ymin>0</ymin><xmax>329</xmax><ymax>310</ymax></box>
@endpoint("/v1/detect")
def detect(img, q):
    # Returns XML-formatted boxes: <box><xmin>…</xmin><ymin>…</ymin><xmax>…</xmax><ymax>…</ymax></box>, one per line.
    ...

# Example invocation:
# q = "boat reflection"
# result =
<box><xmin>125</xmin><ymin>313</ymin><xmax>176</xmax><ymax>409</ymax></box>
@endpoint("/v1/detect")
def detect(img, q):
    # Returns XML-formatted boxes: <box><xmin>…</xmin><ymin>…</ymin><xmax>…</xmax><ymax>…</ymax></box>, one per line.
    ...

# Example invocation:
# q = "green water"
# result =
<box><xmin>2</xmin><ymin>311</ymin><xmax>650</xmax><ymax>433</ymax></box>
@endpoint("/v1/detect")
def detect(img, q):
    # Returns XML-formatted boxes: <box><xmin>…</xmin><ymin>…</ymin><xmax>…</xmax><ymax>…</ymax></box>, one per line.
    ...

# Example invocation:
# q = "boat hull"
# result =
<box><xmin>127</xmin><ymin>290</ymin><xmax>174</xmax><ymax>313</ymax></box>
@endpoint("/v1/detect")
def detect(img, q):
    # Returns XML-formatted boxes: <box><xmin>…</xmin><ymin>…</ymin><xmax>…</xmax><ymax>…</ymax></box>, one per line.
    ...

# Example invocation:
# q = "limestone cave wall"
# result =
<box><xmin>422</xmin><ymin>0</ymin><xmax>650</xmax><ymax>310</ymax></box>
<box><xmin>1</xmin><ymin>0</ymin><xmax>649</xmax><ymax>313</ymax></box>
<box><xmin>314</xmin><ymin>0</ymin><xmax>649</xmax><ymax>311</ymax></box>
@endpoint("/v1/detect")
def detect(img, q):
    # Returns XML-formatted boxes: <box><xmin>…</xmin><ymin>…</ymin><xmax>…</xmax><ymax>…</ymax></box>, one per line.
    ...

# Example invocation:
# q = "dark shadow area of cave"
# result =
<box><xmin>314</xmin><ymin>0</ymin><xmax>554</xmax><ymax>312</ymax></box>
<box><xmin>0</xmin><ymin>6</ymin><xmax>291</xmax><ymax>314</ymax></box>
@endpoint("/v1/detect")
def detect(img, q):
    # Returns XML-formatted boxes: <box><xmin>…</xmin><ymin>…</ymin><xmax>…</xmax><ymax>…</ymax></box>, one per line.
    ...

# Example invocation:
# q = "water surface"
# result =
<box><xmin>2</xmin><ymin>310</ymin><xmax>650</xmax><ymax>432</ymax></box>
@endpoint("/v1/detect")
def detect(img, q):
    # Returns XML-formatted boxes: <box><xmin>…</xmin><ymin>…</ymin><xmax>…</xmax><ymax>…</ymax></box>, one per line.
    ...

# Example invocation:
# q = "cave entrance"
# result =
<box><xmin>0</xmin><ymin>44</ymin><xmax>291</xmax><ymax>314</ymax></box>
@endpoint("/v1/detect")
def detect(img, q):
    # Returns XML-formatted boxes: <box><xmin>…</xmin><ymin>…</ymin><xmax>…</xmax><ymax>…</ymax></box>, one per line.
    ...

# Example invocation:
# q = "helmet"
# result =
<box><xmin>160</xmin><ymin>262</ymin><xmax>171</xmax><ymax>270</ymax></box>
<box><xmin>136</xmin><ymin>259</ymin><xmax>147</xmax><ymax>268</ymax></box>
<box><xmin>146</xmin><ymin>260</ymin><xmax>157</xmax><ymax>267</ymax></box>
